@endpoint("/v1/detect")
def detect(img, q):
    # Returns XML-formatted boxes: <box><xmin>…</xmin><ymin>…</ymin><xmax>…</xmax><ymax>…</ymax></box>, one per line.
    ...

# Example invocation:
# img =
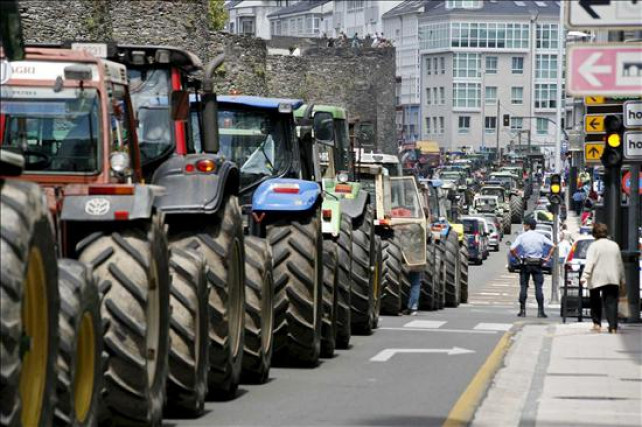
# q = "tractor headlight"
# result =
<box><xmin>110</xmin><ymin>152</ymin><xmax>131</xmax><ymax>175</ymax></box>
<box><xmin>337</xmin><ymin>173</ymin><xmax>349</xmax><ymax>183</ymax></box>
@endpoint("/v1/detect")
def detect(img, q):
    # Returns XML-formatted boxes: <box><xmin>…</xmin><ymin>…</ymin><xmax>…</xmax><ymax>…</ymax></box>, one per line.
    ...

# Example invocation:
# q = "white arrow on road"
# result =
<box><xmin>370</xmin><ymin>347</ymin><xmax>475</xmax><ymax>362</ymax></box>
<box><xmin>579</xmin><ymin>52</ymin><xmax>612</xmax><ymax>87</ymax></box>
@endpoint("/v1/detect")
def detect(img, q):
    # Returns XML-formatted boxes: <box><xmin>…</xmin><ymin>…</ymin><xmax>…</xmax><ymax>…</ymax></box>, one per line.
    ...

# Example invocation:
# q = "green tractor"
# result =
<box><xmin>295</xmin><ymin>105</ymin><xmax>381</xmax><ymax>349</ymax></box>
<box><xmin>477</xmin><ymin>185</ymin><xmax>512</xmax><ymax>235</ymax></box>
<box><xmin>489</xmin><ymin>171</ymin><xmax>524</xmax><ymax>223</ymax></box>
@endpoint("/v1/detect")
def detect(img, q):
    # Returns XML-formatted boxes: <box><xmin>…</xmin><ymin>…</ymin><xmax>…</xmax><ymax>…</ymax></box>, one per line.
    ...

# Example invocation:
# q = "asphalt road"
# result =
<box><xmin>168</xmin><ymin>223</ymin><xmax>535</xmax><ymax>427</ymax></box>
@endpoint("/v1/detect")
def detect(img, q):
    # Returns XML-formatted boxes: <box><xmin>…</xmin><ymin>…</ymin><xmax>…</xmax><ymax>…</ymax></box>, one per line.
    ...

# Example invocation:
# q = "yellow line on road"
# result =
<box><xmin>442</xmin><ymin>330</ymin><xmax>514</xmax><ymax>427</ymax></box>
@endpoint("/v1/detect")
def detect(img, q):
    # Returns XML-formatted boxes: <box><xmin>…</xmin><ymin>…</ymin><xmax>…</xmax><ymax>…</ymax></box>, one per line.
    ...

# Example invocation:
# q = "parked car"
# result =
<box><xmin>481</xmin><ymin>213</ymin><xmax>503</xmax><ymax>240</ymax></box>
<box><xmin>462</xmin><ymin>217</ymin><xmax>485</xmax><ymax>265</ymax></box>
<box><xmin>487</xmin><ymin>222</ymin><xmax>500</xmax><ymax>251</ymax></box>
<box><xmin>507</xmin><ymin>229</ymin><xmax>554</xmax><ymax>274</ymax></box>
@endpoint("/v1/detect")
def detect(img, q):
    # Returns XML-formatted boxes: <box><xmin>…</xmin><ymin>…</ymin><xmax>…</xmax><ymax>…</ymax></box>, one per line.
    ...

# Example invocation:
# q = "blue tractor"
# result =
<box><xmin>212</xmin><ymin>96</ymin><xmax>324</xmax><ymax>368</ymax></box>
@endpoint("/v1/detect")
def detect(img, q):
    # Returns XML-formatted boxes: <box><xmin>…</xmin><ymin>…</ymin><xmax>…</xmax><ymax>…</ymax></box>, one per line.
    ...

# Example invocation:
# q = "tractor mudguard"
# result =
<box><xmin>252</xmin><ymin>178</ymin><xmax>320</xmax><ymax>212</ymax></box>
<box><xmin>60</xmin><ymin>184</ymin><xmax>155</xmax><ymax>221</ymax></box>
<box><xmin>338</xmin><ymin>189</ymin><xmax>368</xmax><ymax>219</ymax></box>
<box><xmin>151</xmin><ymin>154</ymin><xmax>239</xmax><ymax>215</ymax></box>
<box><xmin>321</xmin><ymin>199</ymin><xmax>341</xmax><ymax>236</ymax></box>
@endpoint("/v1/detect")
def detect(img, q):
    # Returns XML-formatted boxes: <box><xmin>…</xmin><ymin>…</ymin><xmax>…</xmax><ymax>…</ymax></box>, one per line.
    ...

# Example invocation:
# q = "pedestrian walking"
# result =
<box><xmin>572</xmin><ymin>189</ymin><xmax>584</xmax><ymax>216</ymax></box>
<box><xmin>351</xmin><ymin>32</ymin><xmax>360</xmax><ymax>48</ymax></box>
<box><xmin>580</xmin><ymin>223</ymin><xmax>625</xmax><ymax>333</ymax></box>
<box><xmin>510</xmin><ymin>217</ymin><xmax>556</xmax><ymax>318</ymax></box>
<box><xmin>402</xmin><ymin>271</ymin><xmax>421</xmax><ymax>316</ymax></box>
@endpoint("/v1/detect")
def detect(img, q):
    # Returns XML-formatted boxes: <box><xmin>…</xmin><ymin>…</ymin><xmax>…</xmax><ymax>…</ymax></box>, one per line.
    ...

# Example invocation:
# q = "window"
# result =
<box><xmin>536</xmin><ymin>54</ymin><xmax>558</xmax><ymax>79</ymax></box>
<box><xmin>458</xmin><ymin>116</ymin><xmax>471</xmax><ymax>133</ymax></box>
<box><xmin>439</xmin><ymin>117</ymin><xmax>445</xmax><ymax>134</ymax></box>
<box><xmin>511</xmin><ymin>86</ymin><xmax>524</xmax><ymax>105</ymax></box>
<box><xmin>419</xmin><ymin>22</ymin><xmax>449</xmax><ymax>50</ymax></box>
<box><xmin>426</xmin><ymin>88</ymin><xmax>432</xmax><ymax>105</ymax></box>
<box><xmin>347</xmin><ymin>0</ymin><xmax>364</xmax><ymax>12</ymax></box>
<box><xmin>510</xmin><ymin>117</ymin><xmax>523</xmax><ymax>131</ymax></box>
<box><xmin>485</xmin><ymin>86</ymin><xmax>497</xmax><ymax>105</ymax></box>
<box><xmin>446</xmin><ymin>1</ymin><xmax>482</xmax><ymax>9</ymax></box>
<box><xmin>439</xmin><ymin>87</ymin><xmax>445</xmax><ymax>105</ymax></box>
<box><xmin>485</xmin><ymin>56</ymin><xmax>497</xmax><ymax>74</ymax></box>
<box><xmin>484</xmin><ymin>116</ymin><xmax>497</xmax><ymax>133</ymax></box>
<box><xmin>440</xmin><ymin>57</ymin><xmax>446</xmax><ymax>74</ymax></box>
<box><xmin>450</xmin><ymin>22</ymin><xmax>529</xmax><ymax>49</ymax></box>
<box><xmin>433</xmin><ymin>117</ymin><xmax>438</xmax><ymax>133</ymax></box>
<box><xmin>426</xmin><ymin>57</ymin><xmax>432</xmax><ymax>75</ymax></box>
<box><xmin>537</xmin><ymin>24</ymin><xmax>559</xmax><ymax>50</ymax></box>
<box><xmin>433</xmin><ymin>57</ymin><xmax>439</xmax><ymax>74</ymax></box>
<box><xmin>453</xmin><ymin>53</ymin><xmax>481</xmax><ymax>78</ymax></box>
<box><xmin>535</xmin><ymin>83</ymin><xmax>557</xmax><ymax>109</ymax></box>
<box><xmin>313</xmin><ymin>17</ymin><xmax>320</xmax><ymax>35</ymax></box>
<box><xmin>453</xmin><ymin>82</ymin><xmax>481</xmax><ymax>108</ymax></box>
<box><xmin>239</xmin><ymin>17</ymin><xmax>255</xmax><ymax>35</ymax></box>
<box><xmin>425</xmin><ymin>117</ymin><xmax>431</xmax><ymax>134</ymax></box>
<box><xmin>536</xmin><ymin>118</ymin><xmax>549</xmax><ymax>134</ymax></box>
<box><xmin>511</xmin><ymin>57</ymin><xmax>524</xmax><ymax>74</ymax></box>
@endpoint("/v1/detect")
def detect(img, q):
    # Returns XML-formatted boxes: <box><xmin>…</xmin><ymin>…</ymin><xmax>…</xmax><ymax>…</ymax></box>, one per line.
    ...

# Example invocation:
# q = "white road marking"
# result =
<box><xmin>473</xmin><ymin>322</ymin><xmax>513</xmax><ymax>331</ymax></box>
<box><xmin>379</xmin><ymin>327</ymin><xmax>497</xmax><ymax>335</ymax></box>
<box><xmin>403</xmin><ymin>320</ymin><xmax>446</xmax><ymax>329</ymax></box>
<box><xmin>370</xmin><ymin>347</ymin><xmax>476</xmax><ymax>362</ymax></box>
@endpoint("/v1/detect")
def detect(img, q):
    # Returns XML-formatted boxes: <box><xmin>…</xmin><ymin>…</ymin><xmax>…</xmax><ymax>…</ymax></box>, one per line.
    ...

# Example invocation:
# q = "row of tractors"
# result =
<box><xmin>0</xmin><ymin>35</ymin><xmax>469</xmax><ymax>427</ymax></box>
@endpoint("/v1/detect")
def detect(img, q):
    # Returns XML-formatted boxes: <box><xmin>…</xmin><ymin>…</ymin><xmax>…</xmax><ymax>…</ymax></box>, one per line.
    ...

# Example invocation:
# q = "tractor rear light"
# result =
<box><xmin>322</xmin><ymin>209</ymin><xmax>332</xmax><ymax>221</ymax></box>
<box><xmin>196</xmin><ymin>159</ymin><xmax>216</xmax><ymax>173</ymax></box>
<box><xmin>474</xmin><ymin>232</ymin><xmax>480</xmax><ymax>244</ymax></box>
<box><xmin>272</xmin><ymin>183</ymin><xmax>300</xmax><ymax>194</ymax></box>
<box><xmin>114</xmin><ymin>211</ymin><xmax>129</xmax><ymax>220</ymax></box>
<box><xmin>184</xmin><ymin>163</ymin><xmax>196</xmax><ymax>173</ymax></box>
<box><xmin>88</xmin><ymin>185</ymin><xmax>134</xmax><ymax>196</ymax></box>
<box><xmin>335</xmin><ymin>183</ymin><xmax>351</xmax><ymax>193</ymax></box>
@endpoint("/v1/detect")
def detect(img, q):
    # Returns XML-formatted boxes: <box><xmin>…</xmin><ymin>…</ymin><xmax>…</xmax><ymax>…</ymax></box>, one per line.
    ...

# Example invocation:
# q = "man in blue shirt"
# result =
<box><xmin>510</xmin><ymin>218</ymin><xmax>555</xmax><ymax>318</ymax></box>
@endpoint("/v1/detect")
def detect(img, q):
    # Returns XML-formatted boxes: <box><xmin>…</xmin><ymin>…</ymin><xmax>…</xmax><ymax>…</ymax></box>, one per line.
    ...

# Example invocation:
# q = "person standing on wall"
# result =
<box><xmin>580</xmin><ymin>223</ymin><xmax>625</xmax><ymax>334</ymax></box>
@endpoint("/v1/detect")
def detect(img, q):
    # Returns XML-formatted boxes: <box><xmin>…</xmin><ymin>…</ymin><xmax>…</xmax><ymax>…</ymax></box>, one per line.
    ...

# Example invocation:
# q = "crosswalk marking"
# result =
<box><xmin>403</xmin><ymin>320</ymin><xmax>447</xmax><ymax>329</ymax></box>
<box><xmin>473</xmin><ymin>323</ymin><xmax>513</xmax><ymax>331</ymax></box>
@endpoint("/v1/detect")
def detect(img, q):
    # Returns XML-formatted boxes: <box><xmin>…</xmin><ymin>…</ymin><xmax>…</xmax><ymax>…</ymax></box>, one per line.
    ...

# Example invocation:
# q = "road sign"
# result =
<box><xmin>567</xmin><ymin>0</ymin><xmax>642</xmax><ymax>29</ymax></box>
<box><xmin>621</xmin><ymin>170</ymin><xmax>642</xmax><ymax>196</ymax></box>
<box><xmin>624</xmin><ymin>101</ymin><xmax>642</xmax><ymax>128</ymax></box>
<box><xmin>585</xmin><ymin>142</ymin><xmax>605</xmax><ymax>163</ymax></box>
<box><xmin>585</xmin><ymin>114</ymin><xmax>606</xmax><ymax>133</ymax></box>
<box><xmin>585</xmin><ymin>96</ymin><xmax>605</xmax><ymax>105</ymax></box>
<box><xmin>567</xmin><ymin>44</ymin><xmax>642</xmax><ymax>97</ymax></box>
<box><xmin>624</xmin><ymin>131</ymin><xmax>642</xmax><ymax>160</ymax></box>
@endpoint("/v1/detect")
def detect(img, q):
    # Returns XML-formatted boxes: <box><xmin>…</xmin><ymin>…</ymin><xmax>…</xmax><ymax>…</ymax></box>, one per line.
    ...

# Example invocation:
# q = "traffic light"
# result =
<box><xmin>549</xmin><ymin>173</ymin><xmax>562</xmax><ymax>204</ymax></box>
<box><xmin>601</xmin><ymin>115</ymin><xmax>623</xmax><ymax>168</ymax></box>
<box><xmin>503</xmin><ymin>114</ymin><xmax>510</xmax><ymax>127</ymax></box>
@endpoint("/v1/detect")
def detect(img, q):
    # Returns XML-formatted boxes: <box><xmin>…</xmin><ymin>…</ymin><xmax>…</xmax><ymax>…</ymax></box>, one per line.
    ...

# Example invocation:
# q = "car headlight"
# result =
<box><xmin>110</xmin><ymin>151</ymin><xmax>131</xmax><ymax>175</ymax></box>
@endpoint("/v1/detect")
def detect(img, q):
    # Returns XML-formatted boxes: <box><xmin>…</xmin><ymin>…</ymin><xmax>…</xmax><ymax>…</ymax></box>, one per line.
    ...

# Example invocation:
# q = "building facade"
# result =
<box><xmin>418</xmin><ymin>0</ymin><xmax>562</xmax><ymax>151</ymax></box>
<box><xmin>226</xmin><ymin>0</ymin><xmax>300</xmax><ymax>39</ymax></box>
<box><xmin>267</xmin><ymin>1</ymin><xmax>334</xmax><ymax>38</ymax></box>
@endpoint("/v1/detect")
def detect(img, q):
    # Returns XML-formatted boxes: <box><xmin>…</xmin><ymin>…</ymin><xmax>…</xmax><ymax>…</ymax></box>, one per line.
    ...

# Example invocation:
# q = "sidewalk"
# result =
<box><xmin>472</xmin><ymin>212</ymin><xmax>642</xmax><ymax>427</ymax></box>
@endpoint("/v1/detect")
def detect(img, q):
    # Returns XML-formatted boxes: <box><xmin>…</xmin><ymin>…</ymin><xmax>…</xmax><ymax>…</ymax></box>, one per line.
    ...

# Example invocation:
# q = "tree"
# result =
<box><xmin>209</xmin><ymin>0</ymin><xmax>228</xmax><ymax>31</ymax></box>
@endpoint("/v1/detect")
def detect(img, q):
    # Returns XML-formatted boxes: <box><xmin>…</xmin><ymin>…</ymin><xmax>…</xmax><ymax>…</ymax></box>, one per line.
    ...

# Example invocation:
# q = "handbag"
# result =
<box><xmin>524</xmin><ymin>257</ymin><xmax>543</xmax><ymax>266</ymax></box>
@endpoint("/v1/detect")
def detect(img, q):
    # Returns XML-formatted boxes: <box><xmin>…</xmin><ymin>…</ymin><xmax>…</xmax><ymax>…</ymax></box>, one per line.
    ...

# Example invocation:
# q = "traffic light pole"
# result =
<box><xmin>551</xmin><ymin>202</ymin><xmax>560</xmax><ymax>304</ymax></box>
<box><xmin>604</xmin><ymin>165</ymin><xmax>622</xmax><ymax>244</ymax></box>
<box><xmin>625</xmin><ymin>163</ymin><xmax>640</xmax><ymax>323</ymax></box>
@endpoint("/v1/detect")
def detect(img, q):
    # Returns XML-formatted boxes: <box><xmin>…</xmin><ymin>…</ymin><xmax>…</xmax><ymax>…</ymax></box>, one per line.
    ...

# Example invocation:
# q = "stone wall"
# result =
<box><xmin>18</xmin><ymin>0</ymin><xmax>397</xmax><ymax>153</ymax></box>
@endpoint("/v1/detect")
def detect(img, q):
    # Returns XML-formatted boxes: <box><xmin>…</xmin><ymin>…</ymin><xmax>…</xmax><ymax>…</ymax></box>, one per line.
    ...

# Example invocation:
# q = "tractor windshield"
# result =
<box><xmin>475</xmin><ymin>198</ymin><xmax>497</xmax><ymax>211</ymax></box>
<box><xmin>390</xmin><ymin>178</ymin><xmax>422</xmax><ymax>218</ymax></box>
<box><xmin>482</xmin><ymin>188</ymin><xmax>504</xmax><ymax>202</ymax></box>
<box><xmin>218</xmin><ymin>108</ymin><xmax>288</xmax><ymax>187</ymax></box>
<box><xmin>1</xmin><ymin>86</ymin><xmax>100</xmax><ymax>173</ymax></box>
<box><xmin>128</xmin><ymin>68</ymin><xmax>173</xmax><ymax>164</ymax></box>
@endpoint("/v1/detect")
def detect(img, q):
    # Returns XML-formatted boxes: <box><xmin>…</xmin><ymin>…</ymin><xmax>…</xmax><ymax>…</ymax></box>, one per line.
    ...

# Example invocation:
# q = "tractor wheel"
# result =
<box><xmin>164</xmin><ymin>245</ymin><xmax>208</xmax><ymax>416</ymax></box>
<box><xmin>168</xmin><ymin>196</ymin><xmax>245</xmax><ymax>400</ymax></box>
<box><xmin>371</xmin><ymin>236</ymin><xmax>382</xmax><ymax>330</ymax></box>
<box><xmin>460</xmin><ymin>245</ymin><xmax>469</xmax><ymax>304</ymax></box>
<box><xmin>502</xmin><ymin>211</ymin><xmax>512</xmax><ymax>235</ymax></box>
<box><xmin>419</xmin><ymin>244</ymin><xmax>437</xmax><ymax>311</ymax></box>
<box><xmin>54</xmin><ymin>259</ymin><xmax>102</xmax><ymax>427</ymax></box>
<box><xmin>1</xmin><ymin>180</ymin><xmax>58</xmax><ymax>427</ymax></box>
<box><xmin>379</xmin><ymin>238</ymin><xmax>402</xmax><ymax>315</ymax></box>
<box><xmin>349</xmin><ymin>206</ymin><xmax>376</xmax><ymax>335</ymax></box>
<box><xmin>444</xmin><ymin>232</ymin><xmax>461</xmax><ymax>308</ymax></box>
<box><xmin>77</xmin><ymin>219</ymin><xmax>170</xmax><ymax>425</ymax></box>
<box><xmin>434</xmin><ymin>244</ymin><xmax>446</xmax><ymax>310</ymax></box>
<box><xmin>241</xmin><ymin>236</ymin><xmax>274</xmax><ymax>384</ymax></box>
<box><xmin>321</xmin><ymin>240</ymin><xmax>338</xmax><ymax>358</ymax></box>
<box><xmin>335</xmin><ymin>214</ymin><xmax>352</xmax><ymax>349</ymax></box>
<box><xmin>510</xmin><ymin>196</ymin><xmax>524</xmax><ymax>224</ymax></box>
<box><xmin>268</xmin><ymin>211</ymin><xmax>323</xmax><ymax>366</ymax></box>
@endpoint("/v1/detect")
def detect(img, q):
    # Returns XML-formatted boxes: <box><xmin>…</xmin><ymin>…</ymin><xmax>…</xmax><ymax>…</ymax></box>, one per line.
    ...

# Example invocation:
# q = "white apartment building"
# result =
<box><xmin>268</xmin><ymin>1</ymin><xmax>334</xmax><ymax>38</ymax></box>
<box><xmin>418</xmin><ymin>0</ymin><xmax>562</xmax><ymax>151</ymax></box>
<box><xmin>331</xmin><ymin>1</ymin><xmax>402</xmax><ymax>38</ymax></box>
<box><xmin>226</xmin><ymin>0</ymin><xmax>301</xmax><ymax>39</ymax></box>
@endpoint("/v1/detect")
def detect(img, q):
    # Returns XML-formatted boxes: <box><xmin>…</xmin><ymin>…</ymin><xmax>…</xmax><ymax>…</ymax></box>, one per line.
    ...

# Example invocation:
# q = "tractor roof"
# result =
<box><xmin>294</xmin><ymin>104</ymin><xmax>347</xmax><ymax>119</ymax></box>
<box><xmin>217</xmin><ymin>95</ymin><xmax>304</xmax><ymax>111</ymax></box>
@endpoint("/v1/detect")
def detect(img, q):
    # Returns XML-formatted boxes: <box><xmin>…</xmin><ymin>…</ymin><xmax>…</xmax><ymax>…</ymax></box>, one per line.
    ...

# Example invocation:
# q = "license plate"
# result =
<box><xmin>70</xmin><ymin>43</ymin><xmax>108</xmax><ymax>58</ymax></box>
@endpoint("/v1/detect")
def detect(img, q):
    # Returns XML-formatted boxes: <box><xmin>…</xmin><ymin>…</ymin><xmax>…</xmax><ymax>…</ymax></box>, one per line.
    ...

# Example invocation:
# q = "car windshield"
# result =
<box><xmin>128</xmin><ymin>69</ymin><xmax>173</xmax><ymax>164</ymax></box>
<box><xmin>1</xmin><ymin>86</ymin><xmax>100</xmax><ymax>173</ymax></box>
<box><xmin>217</xmin><ymin>108</ymin><xmax>288</xmax><ymax>187</ymax></box>
<box><xmin>390</xmin><ymin>178</ymin><xmax>422</xmax><ymax>218</ymax></box>
<box><xmin>573</xmin><ymin>239</ymin><xmax>594</xmax><ymax>260</ymax></box>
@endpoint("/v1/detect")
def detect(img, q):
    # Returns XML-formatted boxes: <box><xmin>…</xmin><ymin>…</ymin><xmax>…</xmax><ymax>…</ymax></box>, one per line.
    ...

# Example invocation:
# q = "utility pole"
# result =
<box><xmin>625</xmin><ymin>163</ymin><xmax>641</xmax><ymax>322</ymax></box>
<box><xmin>554</xmin><ymin>1</ymin><xmax>564</xmax><ymax>173</ymax></box>
<box><xmin>496</xmin><ymin>99</ymin><xmax>500</xmax><ymax>164</ymax></box>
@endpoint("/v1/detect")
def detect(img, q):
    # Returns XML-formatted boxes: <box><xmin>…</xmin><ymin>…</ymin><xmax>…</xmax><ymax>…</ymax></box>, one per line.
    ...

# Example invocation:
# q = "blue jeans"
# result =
<box><xmin>407</xmin><ymin>271</ymin><xmax>421</xmax><ymax>310</ymax></box>
<box><xmin>519</xmin><ymin>265</ymin><xmax>544</xmax><ymax>307</ymax></box>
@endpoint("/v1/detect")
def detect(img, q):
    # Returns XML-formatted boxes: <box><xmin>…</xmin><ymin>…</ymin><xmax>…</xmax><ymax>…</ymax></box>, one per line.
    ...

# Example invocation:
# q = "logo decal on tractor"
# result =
<box><xmin>85</xmin><ymin>198</ymin><xmax>110</xmax><ymax>216</ymax></box>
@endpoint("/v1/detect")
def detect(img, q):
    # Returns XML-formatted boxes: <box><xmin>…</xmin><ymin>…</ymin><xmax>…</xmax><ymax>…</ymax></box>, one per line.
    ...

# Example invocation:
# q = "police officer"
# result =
<box><xmin>510</xmin><ymin>217</ymin><xmax>555</xmax><ymax>318</ymax></box>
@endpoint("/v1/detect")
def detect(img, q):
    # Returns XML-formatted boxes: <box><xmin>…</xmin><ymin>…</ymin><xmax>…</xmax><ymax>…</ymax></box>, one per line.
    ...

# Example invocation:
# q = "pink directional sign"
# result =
<box><xmin>567</xmin><ymin>44</ymin><xmax>642</xmax><ymax>97</ymax></box>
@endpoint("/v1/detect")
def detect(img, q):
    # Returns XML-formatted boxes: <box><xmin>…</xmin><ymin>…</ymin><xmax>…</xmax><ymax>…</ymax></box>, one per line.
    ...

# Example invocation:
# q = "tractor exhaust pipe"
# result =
<box><xmin>201</xmin><ymin>54</ymin><xmax>225</xmax><ymax>154</ymax></box>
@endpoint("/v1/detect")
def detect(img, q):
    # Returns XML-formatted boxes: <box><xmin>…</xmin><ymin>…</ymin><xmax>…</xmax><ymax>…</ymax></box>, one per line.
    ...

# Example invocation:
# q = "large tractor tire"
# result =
<box><xmin>1</xmin><ymin>180</ymin><xmax>59</xmax><ymax>427</ymax></box>
<box><xmin>169</xmin><ymin>197</ymin><xmax>245</xmax><ymax>400</ymax></box>
<box><xmin>510</xmin><ymin>196</ymin><xmax>524</xmax><ymax>224</ymax></box>
<box><xmin>444</xmin><ymin>231</ymin><xmax>461</xmax><ymax>308</ymax></box>
<box><xmin>164</xmin><ymin>245</ymin><xmax>208</xmax><ymax>417</ymax></box>
<box><xmin>242</xmin><ymin>236</ymin><xmax>274</xmax><ymax>384</ymax></box>
<box><xmin>502</xmin><ymin>211</ymin><xmax>512</xmax><ymax>235</ymax></box>
<box><xmin>335</xmin><ymin>214</ymin><xmax>352</xmax><ymax>349</ymax></box>
<box><xmin>321</xmin><ymin>240</ymin><xmax>338</xmax><ymax>358</ymax></box>
<box><xmin>54</xmin><ymin>259</ymin><xmax>102</xmax><ymax>427</ymax></box>
<box><xmin>399</xmin><ymin>266</ymin><xmax>412</xmax><ymax>310</ymax></box>
<box><xmin>349</xmin><ymin>206</ymin><xmax>377</xmax><ymax>335</ymax></box>
<box><xmin>268</xmin><ymin>212</ymin><xmax>323</xmax><ymax>366</ymax></box>
<box><xmin>77</xmin><ymin>219</ymin><xmax>170</xmax><ymax>426</ymax></box>
<box><xmin>371</xmin><ymin>236</ymin><xmax>382</xmax><ymax>330</ymax></box>
<box><xmin>419</xmin><ymin>244</ymin><xmax>437</xmax><ymax>311</ymax></box>
<box><xmin>436</xmin><ymin>245</ymin><xmax>446</xmax><ymax>310</ymax></box>
<box><xmin>379</xmin><ymin>238</ymin><xmax>402</xmax><ymax>315</ymax></box>
<box><xmin>460</xmin><ymin>245</ymin><xmax>469</xmax><ymax>304</ymax></box>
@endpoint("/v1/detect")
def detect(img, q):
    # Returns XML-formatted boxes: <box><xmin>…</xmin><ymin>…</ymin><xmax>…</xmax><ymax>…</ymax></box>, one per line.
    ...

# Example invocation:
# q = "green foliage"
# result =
<box><xmin>208</xmin><ymin>0</ymin><xmax>228</xmax><ymax>31</ymax></box>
